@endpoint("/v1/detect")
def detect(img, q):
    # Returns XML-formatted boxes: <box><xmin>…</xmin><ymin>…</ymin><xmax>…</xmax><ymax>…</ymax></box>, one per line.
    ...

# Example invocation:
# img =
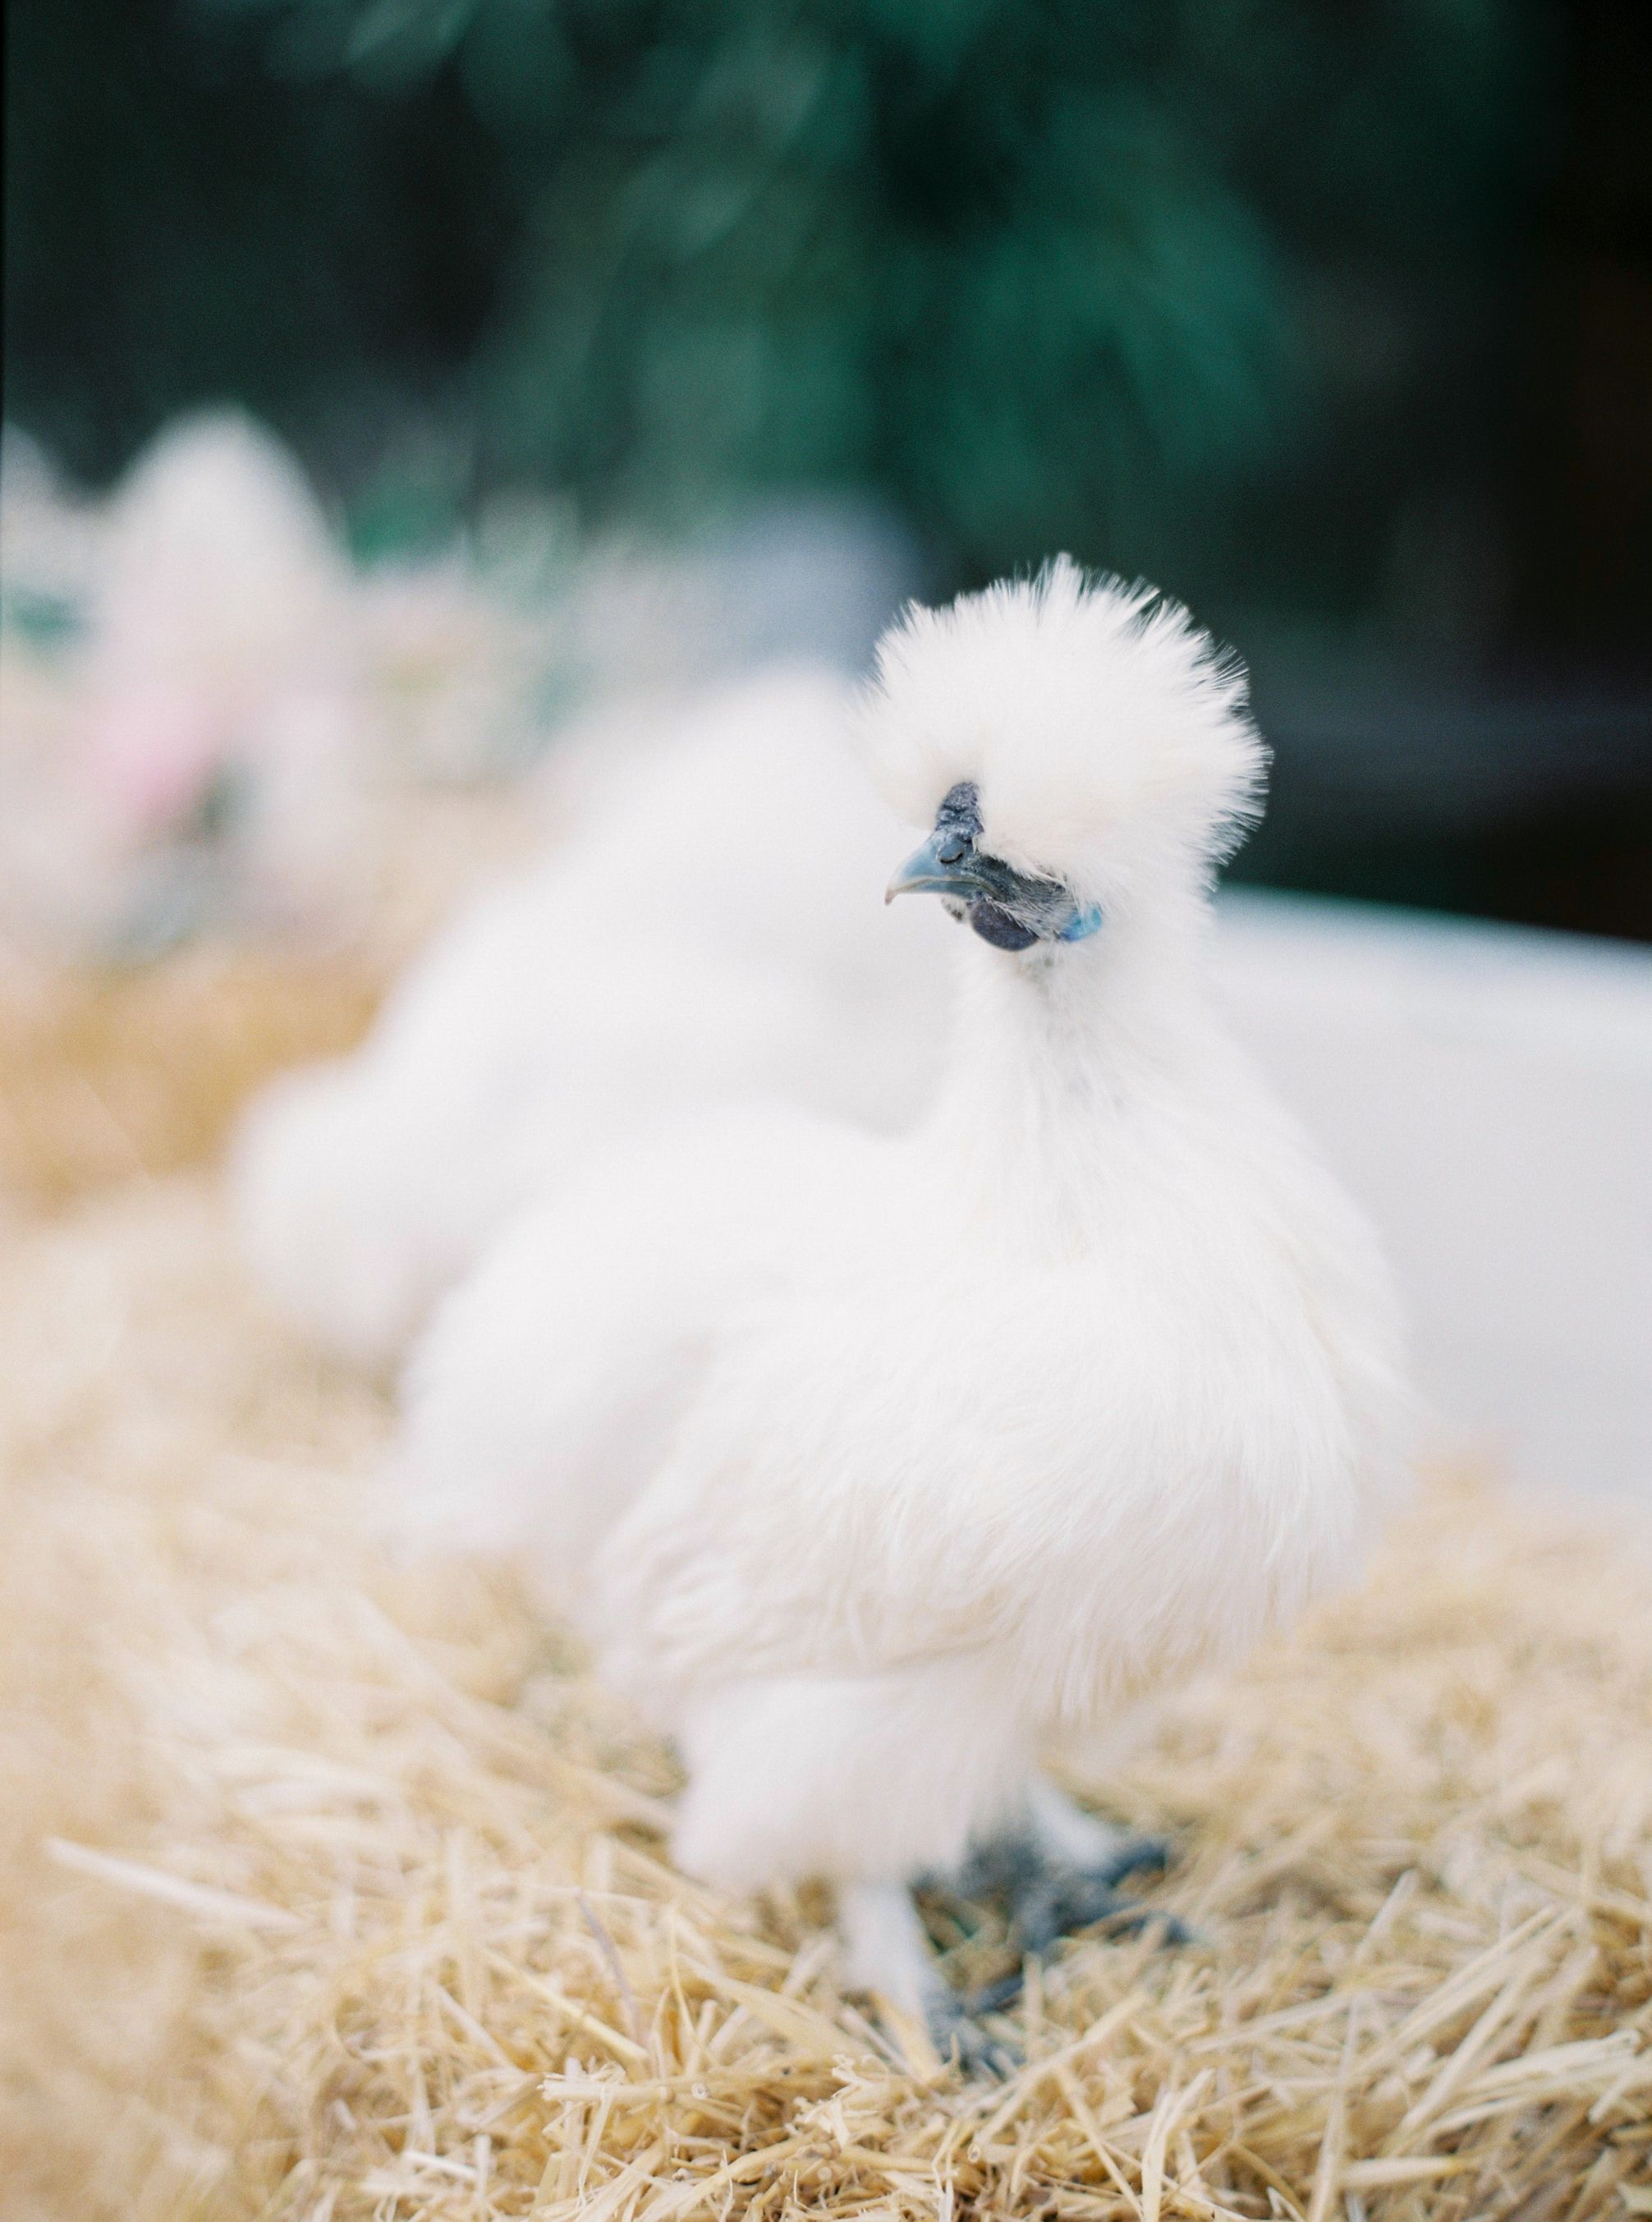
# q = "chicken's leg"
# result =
<box><xmin>839</xmin><ymin>1882</ymin><xmax>1016</xmax><ymax>2077</ymax></box>
<box><xmin>1026</xmin><ymin>1775</ymin><xmax>1172</xmax><ymax>1890</ymax></box>
<box><xmin>959</xmin><ymin>1776</ymin><xmax>1183</xmax><ymax>1959</ymax></box>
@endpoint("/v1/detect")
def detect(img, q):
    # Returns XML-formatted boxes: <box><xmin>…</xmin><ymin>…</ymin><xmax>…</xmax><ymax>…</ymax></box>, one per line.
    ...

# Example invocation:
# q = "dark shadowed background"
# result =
<box><xmin>6</xmin><ymin>0</ymin><xmax>1650</xmax><ymax>935</ymax></box>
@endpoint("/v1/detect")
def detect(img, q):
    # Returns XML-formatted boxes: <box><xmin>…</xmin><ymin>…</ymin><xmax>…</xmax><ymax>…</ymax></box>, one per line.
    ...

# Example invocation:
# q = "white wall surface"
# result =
<box><xmin>1214</xmin><ymin>893</ymin><xmax>1652</xmax><ymax>1500</ymax></box>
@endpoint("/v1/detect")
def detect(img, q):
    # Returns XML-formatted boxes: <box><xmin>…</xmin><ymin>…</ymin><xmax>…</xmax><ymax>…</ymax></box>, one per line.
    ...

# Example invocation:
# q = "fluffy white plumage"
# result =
<box><xmin>392</xmin><ymin>562</ymin><xmax>1410</xmax><ymax>2049</ymax></box>
<box><xmin>232</xmin><ymin>667</ymin><xmax>952</xmax><ymax>1366</ymax></box>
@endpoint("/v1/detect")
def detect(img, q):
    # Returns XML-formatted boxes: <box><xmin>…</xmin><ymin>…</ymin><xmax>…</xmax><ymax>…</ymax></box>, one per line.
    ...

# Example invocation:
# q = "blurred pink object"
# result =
<box><xmin>81</xmin><ymin>679</ymin><xmax>228</xmax><ymax>833</ymax></box>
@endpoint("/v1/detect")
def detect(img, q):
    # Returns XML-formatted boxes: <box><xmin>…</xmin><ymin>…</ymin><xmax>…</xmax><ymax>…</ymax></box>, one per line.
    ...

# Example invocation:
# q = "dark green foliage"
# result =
<box><xmin>7</xmin><ymin>0</ymin><xmax>1539</xmax><ymax>610</ymax></box>
<box><xmin>2</xmin><ymin>0</ymin><xmax>510</xmax><ymax>494</ymax></box>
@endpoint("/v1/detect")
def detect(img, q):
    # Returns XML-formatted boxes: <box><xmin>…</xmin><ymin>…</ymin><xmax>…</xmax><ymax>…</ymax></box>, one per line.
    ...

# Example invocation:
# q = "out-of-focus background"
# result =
<box><xmin>2</xmin><ymin>0</ymin><xmax>1650</xmax><ymax>1492</ymax></box>
<box><xmin>8</xmin><ymin>0</ymin><xmax>1652</xmax><ymax>929</ymax></box>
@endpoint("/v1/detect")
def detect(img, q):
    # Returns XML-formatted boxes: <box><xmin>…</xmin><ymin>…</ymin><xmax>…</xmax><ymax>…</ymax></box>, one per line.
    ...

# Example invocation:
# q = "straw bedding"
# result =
<box><xmin>0</xmin><ymin>949</ymin><xmax>383</xmax><ymax>1207</ymax></box>
<box><xmin>0</xmin><ymin>785</ymin><xmax>535</xmax><ymax>1210</ymax></box>
<box><xmin>2</xmin><ymin>1179</ymin><xmax>1650</xmax><ymax>2218</ymax></box>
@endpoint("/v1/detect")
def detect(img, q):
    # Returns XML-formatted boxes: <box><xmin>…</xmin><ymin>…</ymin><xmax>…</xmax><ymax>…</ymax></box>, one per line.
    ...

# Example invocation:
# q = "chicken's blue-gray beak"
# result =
<box><xmin>884</xmin><ymin>830</ymin><xmax>995</xmax><ymax>906</ymax></box>
<box><xmin>885</xmin><ymin>781</ymin><xmax>1103</xmax><ymax>950</ymax></box>
<box><xmin>886</xmin><ymin>779</ymin><xmax>1000</xmax><ymax>907</ymax></box>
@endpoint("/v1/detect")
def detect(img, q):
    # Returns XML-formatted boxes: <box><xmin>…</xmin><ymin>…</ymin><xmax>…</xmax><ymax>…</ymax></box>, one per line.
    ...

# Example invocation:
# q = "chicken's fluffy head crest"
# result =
<box><xmin>859</xmin><ymin>560</ymin><xmax>1266</xmax><ymax>917</ymax></box>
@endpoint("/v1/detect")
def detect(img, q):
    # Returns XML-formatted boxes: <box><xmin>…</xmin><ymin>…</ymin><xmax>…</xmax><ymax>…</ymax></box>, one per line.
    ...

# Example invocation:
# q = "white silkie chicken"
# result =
<box><xmin>233</xmin><ymin>667</ymin><xmax>952</xmax><ymax>1368</ymax></box>
<box><xmin>392</xmin><ymin>562</ymin><xmax>1409</xmax><ymax>2061</ymax></box>
<box><xmin>73</xmin><ymin>413</ymin><xmax>363</xmax><ymax>949</ymax></box>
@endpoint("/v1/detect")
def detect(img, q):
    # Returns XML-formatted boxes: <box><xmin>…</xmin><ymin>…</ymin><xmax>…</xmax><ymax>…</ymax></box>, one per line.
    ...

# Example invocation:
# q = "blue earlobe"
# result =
<box><xmin>1058</xmin><ymin>903</ymin><xmax>1104</xmax><ymax>943</ymax></box>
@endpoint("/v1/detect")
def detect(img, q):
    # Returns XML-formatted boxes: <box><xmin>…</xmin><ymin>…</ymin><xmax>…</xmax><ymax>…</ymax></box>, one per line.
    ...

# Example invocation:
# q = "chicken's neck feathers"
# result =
<box><xmin>926</xmin><ymin>887</ymin><xmax>1244</xmax><ymax>1251</ymax></box>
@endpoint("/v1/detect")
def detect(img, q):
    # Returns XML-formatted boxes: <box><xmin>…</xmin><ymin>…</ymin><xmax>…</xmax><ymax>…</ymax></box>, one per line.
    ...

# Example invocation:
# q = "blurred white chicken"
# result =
<box><xmin>233</xmin><ymin>666</ymin><xmax>953</xmax><ymax>1367</ymax></box>
<box><xmin>393</xmin><ymin>562</ymin><xmax>1410</xmax><ymax>2063</ymax></box>
<box><xmin>0</xmin><ymin>412</ymin><xmax>366</xmax><ymax>954</ymax></box>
